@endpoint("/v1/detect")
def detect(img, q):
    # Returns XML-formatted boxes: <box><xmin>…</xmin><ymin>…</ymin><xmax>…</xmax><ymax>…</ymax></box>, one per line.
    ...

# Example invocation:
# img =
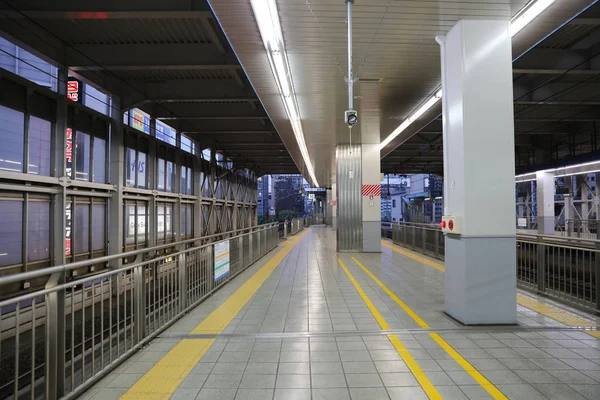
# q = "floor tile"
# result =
<box><xmin>276</xmin><ymin>374</ymin><xmax>311</xmax><ymax>388</ymax></box>
<box><xmin>273</xmin><ymin>388</ymin><xmax>311</xmax><ymax>400</ymax></box>
<box><xmin>387</xmin><ymin>386</ymin><xmax>428</xmax><ymax>400</ymax></box>
<box><xmin>312</xmin><ymin>373</ymin><xmax>347</xmax><ymax>388</ymax></box>
<box><xmin>345</xmin><ymin>373</ymin><xmax>384</xmax><ymax>388</ymax></box>
<box><xmin>234</xmin><ymin>389</ymin><xmax>274</xmax><ymax>400</ymax></box>
<box><xmin>312</xmin><ymin>388</ymin><xmax>351</xmax><ymax>400</ymax></box>
<box><xmin>532</xmin><ymin>383</ymin><xmax>588</xmax><ymax>400</ymax></box>
<box><xmin>348</xmin><ymin>388</ymin><xmax>390</xmax><ymax>400</ymax></box>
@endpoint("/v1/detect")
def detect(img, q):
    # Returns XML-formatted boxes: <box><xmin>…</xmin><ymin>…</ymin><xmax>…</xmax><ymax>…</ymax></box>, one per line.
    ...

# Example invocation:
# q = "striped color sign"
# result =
<box><xmin>362</xmin><ymin>184</ymin><xmax>381</xmax><ymax>197</ymax></box>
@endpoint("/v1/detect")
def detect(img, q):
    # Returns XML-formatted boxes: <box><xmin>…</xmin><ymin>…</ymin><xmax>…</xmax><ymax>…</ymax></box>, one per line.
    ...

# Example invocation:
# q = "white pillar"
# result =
<box><xmin>332</xmin><ymin>175</ymin><xmax>337</xmax><ymax>230</ymax></box>
<box><xmin>439</xmin><ymin>19</ymin><xmax>516</xmax><ymax>324</ymax></box>
<box><xmin>537</xmin><ymin>171</ymin><xmax>555</xmax><ymax>235</ymax></box>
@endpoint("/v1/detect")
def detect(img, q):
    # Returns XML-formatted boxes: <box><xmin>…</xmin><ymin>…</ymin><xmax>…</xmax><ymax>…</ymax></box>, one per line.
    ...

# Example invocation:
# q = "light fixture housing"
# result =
<box><xmin>380</xmin><ymin>0</ymin><xmax>555</xmax><ymax>152</ymax></box>
<box><xmin>250</xmin><ymin>0</ymin><xmax>319</xmax><ymax>187</ymax></box>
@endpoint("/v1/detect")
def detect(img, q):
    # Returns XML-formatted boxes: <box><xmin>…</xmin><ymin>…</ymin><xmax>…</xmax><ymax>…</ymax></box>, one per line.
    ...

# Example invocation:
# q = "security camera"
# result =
<box><xmin>345</xmin><ymin>110</ymin><xmax>358</xmax><ymax>127</ymax></box>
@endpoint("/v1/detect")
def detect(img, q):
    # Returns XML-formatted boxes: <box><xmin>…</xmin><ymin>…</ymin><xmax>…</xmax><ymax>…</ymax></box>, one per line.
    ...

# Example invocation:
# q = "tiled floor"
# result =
<box><xmin>84</xmin><ymin>227</ymin><xmax>600</xmax><ymax>400</ymax></box>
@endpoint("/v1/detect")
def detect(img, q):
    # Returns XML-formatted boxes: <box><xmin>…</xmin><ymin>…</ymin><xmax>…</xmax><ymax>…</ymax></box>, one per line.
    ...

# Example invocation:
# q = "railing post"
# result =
<box><xmin>435</xmin><ymin>229</ymin><xmax>440</xmax><ymax>257</ymax></box>
<box><xmin>239</xmin><ymin>236</ymin><xmax>245</xmax><ymax>269</ymax></box>
<box><xmin>45</xmin><ymin>272</ymin><xmax>65</xmax><ymax>400</ymax></box>
<box><xmin>536</xmin><ymin>237</ymin><xmax>546</xmax><ymax>293</ymax></box>
<box><xmin>249</xmin><ymin>232</ymin><xmax>254</xmax><ymax>262</ymax></box>
<box><xmin>421</xmin><ymin>227</ymin><xmax>426</xmax><ymax>253</ymax></box>
<box><xmin>178</xmin><ymin>251</ymin><xmax>188</xmax><ymax>312</ymax></box>
<box><xmin>134</xmin><ymin>264</ymin><xmax>146</xmax><ymax>342</ymax></box>
<box><xmin>596</xmin><ymin>242</ymin><xmax>600</xmax><ymax>312</ymax></box>
<box><xmin>411</xmin><ymin>225</ymin><xmax>416</xmax><ymax>250</ymax></box>
<box><xmin>284</xmin><ymin>223</ymin><xmax>288</xmax><ymax>238</ymax></box>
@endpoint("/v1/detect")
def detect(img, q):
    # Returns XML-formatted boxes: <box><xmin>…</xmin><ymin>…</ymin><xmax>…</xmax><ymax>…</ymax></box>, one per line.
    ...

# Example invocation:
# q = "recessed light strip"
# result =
<box><xmin>380</xmin><ymin>0</ymin><xmax>555</xmax><ymax>152</ymax></box>
<box><xmin>250</xmin><ymin>0</ymin><xmax>319</xmax><ymax>187</ymax></box>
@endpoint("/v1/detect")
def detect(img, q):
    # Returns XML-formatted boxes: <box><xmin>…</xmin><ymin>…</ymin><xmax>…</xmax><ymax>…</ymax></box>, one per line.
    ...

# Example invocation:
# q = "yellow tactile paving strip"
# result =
<box><xmin>381</xmin><ymin>239</ymin><xmax>600</xmax><ymax>341</ymax></box>
<box><xmin>351</xmin><ymin>256</ymin><xmax>508</xmax><ymax>400</ymax></box>
<box><xmin>337</xmin><ymin>258</ymin><xmax>442</xmax><ymax>400</ymax></box>
<box><xmin>120</xmin><ymin>229</ymin><xmax>310</xmax><ymax>400</ymax></box>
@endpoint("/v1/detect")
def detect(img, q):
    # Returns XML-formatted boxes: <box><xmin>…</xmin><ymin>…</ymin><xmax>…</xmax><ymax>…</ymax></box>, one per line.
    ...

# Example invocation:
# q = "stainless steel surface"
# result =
<box><xmin>386</xmin><ymin>221</ymin><xmax>600</xmax><ymax>314</ymax></box>
<box><xmin>336</xmin><ymin>144</ymin><xmax>362</xmax><ymax>251</ymax></box>
<box><xmin>0</xmin><ymin>222</ymin><xmax>289</xmax><ymax>400</ymax></box>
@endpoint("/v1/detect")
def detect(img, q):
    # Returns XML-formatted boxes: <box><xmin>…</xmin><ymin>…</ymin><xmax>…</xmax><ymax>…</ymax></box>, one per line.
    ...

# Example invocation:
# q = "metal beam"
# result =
<box><xmin>0</xmin><ymin>10</ymin><xmax>213</xmax><ymax>19</ymax></box>
<box><xmin>183</xmin><ymin>130</ymin><xmax>277</xmax><ymax>135</ymax></box>
<box><xmin>158</xmin><ymin>116</ymin><xmax>269</xmax><ymax>121</ymax></box>
<box><xmin>70</xmin><ymin>64</ymin><xmax>242</xmax><ymax>72</ymax></box>
<box><xmin>513</xmin><ymin>68</ymin><xmax>600</xmax><ymax>75</ymax></box>
<box><xmin>65</xmin><ymin>44</ymin><xmax>239</xmax><ymax>69</ymax></box>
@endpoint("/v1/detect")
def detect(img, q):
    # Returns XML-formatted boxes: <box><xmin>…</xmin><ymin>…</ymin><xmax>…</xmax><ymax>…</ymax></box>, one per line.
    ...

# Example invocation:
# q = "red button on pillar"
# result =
<box><xmin>449</xmin><ymin>220</ymin><xmax>454</xmax><ymax>230</ymax></box>
<box><xmin>440</xmin><ymin>221</ymin><xmax>446</xmax><ymax>229</ymax></box>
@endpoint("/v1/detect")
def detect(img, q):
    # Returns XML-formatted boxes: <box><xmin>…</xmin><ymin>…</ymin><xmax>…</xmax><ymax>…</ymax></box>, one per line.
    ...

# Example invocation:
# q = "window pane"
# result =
<box><xmin>187</xmin><ymin>205</ymin><xmax>193</xmax><ymax>236</ymax></box>
<box><xmin>28</xmin><ymin>200</ymin><xmax>50</xmax><ymax>261</ymax></box>
<box><xmin>181</xmin><ymin>134</ymin><xmax>194</xmax><ymax>154</ymax></box>
<box><xmin>74</xmin><ymin>203</ymin><xmax>89</xmax><ymax>254</ymax></box>
<box><xmin>125</xmin><ymin>148</ymin><xmax>136</xmax><ymax>187</ymax></box>
<box><xmin>0</xmin><ymin>105</ymin><xmax>24</xmax><ymax>173</ymax></box>
<box><xmin>166</xmin><ymin>161</ymin><xmax>174</xmax><ymax>192</ymax></box>
<box><xmin>186</xmin><ymin>167</ymin><xmax>192</xmax><ymax>195</ymax></box>
<box><xmin>181</xmin><ymin>165</ymin><xmax>187</xmax><ymax>194</ymax></box>
<box><xmin>0</xmin><ymin>199</ymin><xmax>23</xmax><ymax>266</ymax></box>
<box><xmin>0</xmin><ymin>37</ymin><xmax>57</xmax><ymax>90</ymax></box>
<box><xmin>28</xmin><ymin>116</ymin><xmax>51</xmax><ymax>176</ymax></box>
<box><xmin>75</xmin><ymin>131</ymin><xmax>91</xmax><ymax>181</ymax></box>
<box><xmin>84</xmin><ymin>84</ymin><xmax>110</xmax><ymax>115</ymax></box>
<box><xmin>125</xmin><ymin>204</ymin><xmax>135</xmax><ymax>245</ymax></box>
<box><xmin>130</xmin><ymin>108</ymin><xmax>150</xmax><ymax>134</ymax></box>
<box><xmin>156</xmin><ymin>120</ymin><xmax>176</xmax><ymax>146</ymax></box>
<box><xmin>137</xmin><ymin>152</ymin><xmax>147</xmax><ymax>188</ymax></box>
<box><xmin>157</xmin><ymin>204</ymin><xmax>165</xmax><ymax>242</ymax></box>
<box><xmin>165</xmin><ymin>205</ymin><xmax>172</xmax><ymax>242</ymax></box>
<box><xmin>92</xmin><ymin>204</ymin><xmax>106</xmax><ymax>251</ymax></box>
<box><xmin>157</xmin><ymin>158</ymin><xmax>165</xmax><ymax>190</ymax></box>
<box><xmin>93</xmin><ymin>137</ymin><xmax>106</xmax><ymax>183</ymax></box>
<box><xmin>138</xmin><ymin>205</ymin><xmax>148</xmax><ymax>245</ymax></box>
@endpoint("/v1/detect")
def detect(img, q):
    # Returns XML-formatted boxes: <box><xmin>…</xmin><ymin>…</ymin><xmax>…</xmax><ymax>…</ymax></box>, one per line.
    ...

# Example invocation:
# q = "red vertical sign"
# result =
<box><xmin>65</xmin><ymin>128</ymin><xmax>73</xmax><ymax>256</ymax></box>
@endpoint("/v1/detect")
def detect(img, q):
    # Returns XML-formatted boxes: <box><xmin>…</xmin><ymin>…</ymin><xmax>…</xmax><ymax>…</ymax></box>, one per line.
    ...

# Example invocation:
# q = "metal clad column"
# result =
<box><xmin>440</xmin><ymin>20</ymin><xmax>516</xmax><ymax>324</ymax></box>
<box><xmin>362</xmin><ymin>144</ymin><xmax>382</xmax><ymax>252</ymax></box>
<box><xmin>336</xmin><ymin>144</ymin><xmax>362</xmax><ymax>251</ymax></box>
<box><xmin>537</xmin><ymin>171</ymin><xmax>555</xmax><ymax>235</ymax></box>
<box><xmin>332</xmin><ymin>174</ymin><xmax>337</xmax><ymax>230</ymax></box>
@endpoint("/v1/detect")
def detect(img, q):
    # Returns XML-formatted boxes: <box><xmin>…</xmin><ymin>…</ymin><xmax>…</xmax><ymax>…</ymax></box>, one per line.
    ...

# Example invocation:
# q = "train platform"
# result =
<box><xmin>81</xmin><ymin>227</ymin><xmax>600</xmax><ymax>400</ymax></box>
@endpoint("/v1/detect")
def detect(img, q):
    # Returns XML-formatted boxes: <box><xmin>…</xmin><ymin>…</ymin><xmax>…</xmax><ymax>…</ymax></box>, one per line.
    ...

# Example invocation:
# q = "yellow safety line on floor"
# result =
<box><xmin>120</xmin><ymin>229</ymin><xmax>310</xmax><ymax>400</ymax></box>
<box><xmin>337</xmin><ymin>258</ymin><xmax>442</xmax><ymax>400</ymax></box>
<box><xmin>352</xmin><ymin>256</ymin><xmax>508</xmax><ymax>400</ymax></box>
<box><xmin>381</xmin><ymin>239</ymin><xmax>600</xmax><ymax>341</ymax></box>
<box><xmin>381</xmin><ymin>241</ymin><xmax>444</xmax><ymax>272</ymax></box>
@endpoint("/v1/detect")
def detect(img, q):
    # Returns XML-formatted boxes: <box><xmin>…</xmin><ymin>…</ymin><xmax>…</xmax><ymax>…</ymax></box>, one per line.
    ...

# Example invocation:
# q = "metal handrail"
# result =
<box><xmin>384</xmin><ymin>222</ymin><xmax>600</xmax><ymax>315</ymax></box>
<box><xmin>0</xmin><ymin>223</ymin><xmax>279</xmax><ymax>287</ymax></box>
<box><xmin>0</xmin><ymin>222</ymin><xmax>296</xmax><ymax>400</ymax></box>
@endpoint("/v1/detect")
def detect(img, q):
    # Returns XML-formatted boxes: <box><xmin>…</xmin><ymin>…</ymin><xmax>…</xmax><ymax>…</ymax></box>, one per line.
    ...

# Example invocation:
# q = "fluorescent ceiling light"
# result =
<box><xmin>379</xmin><ymin>89</ymin><xmax>442</xmax><ymax>149</ymax></box>
<box><xmin>250</xmin><ymin>0</ymin><xmax>319</xmax><ymax>187</ymax></box>
<box><xmin>380</xmin><ymin>0</ymin><xmax>554</xmax><ymax>152</ymax></box>
<box><xmin>510</xmin><ymin>0</ymin><xmax>555</xmax><ymax>37</ymax></box>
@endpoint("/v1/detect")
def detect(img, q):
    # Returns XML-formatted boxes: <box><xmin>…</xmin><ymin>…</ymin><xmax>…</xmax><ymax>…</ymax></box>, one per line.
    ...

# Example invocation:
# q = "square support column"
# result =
<box><xmin>537</xmin><ymin>171</ymin><xmax>555</xmax><ymax>235</ymax></box>
<box><xmin>362</xmin><ymin>144</ymin><xmax>381</xmax><ymax>252</ymax></box>
<box><xmin>439</xmin><ymin>20</ymin><xmax>516</xmax><ymax>324</ymax></box>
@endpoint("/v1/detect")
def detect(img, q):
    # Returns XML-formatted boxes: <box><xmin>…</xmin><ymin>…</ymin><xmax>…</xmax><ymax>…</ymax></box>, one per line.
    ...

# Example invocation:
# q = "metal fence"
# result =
<box><xmin>386</xmin><ymin>222</ymin><xmax>599</xmax><ymax>314</ymax></box>
<box><xmin>561</xmin><ymin>219</ymin><xmax>600</xmax><ymax>240</ymax></box>
<box><xmin>0</xmin><ymin>223</ymin><xmax>284</xmax><ymax>400</ymax></box>
<box><xmin>388</xmin><ymin>222</ymin><xmax>445</xmax><ymax>260</ymax></box>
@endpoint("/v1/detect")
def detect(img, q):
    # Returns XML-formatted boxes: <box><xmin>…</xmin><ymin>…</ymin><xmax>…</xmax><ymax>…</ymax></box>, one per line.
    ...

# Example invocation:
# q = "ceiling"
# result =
<box><xmin>0</xmin><ymin>0</ymin><xmax>300</xmax><ymax>175</ymax></box>
<box><xmin>208</xmin><ymin>0</ymin><xmax>598</xmax><ymax>186</ymax></box>
<box><xmin>382</xmin><ymin>0</ymin><xmax>600</xmax><ymax>175</ymax></box>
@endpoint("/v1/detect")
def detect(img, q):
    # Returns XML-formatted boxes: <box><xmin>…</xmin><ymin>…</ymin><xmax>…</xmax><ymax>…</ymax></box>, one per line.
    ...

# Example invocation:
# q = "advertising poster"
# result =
<box><xmin>214</xmin><ymin>240</ymin><xmax>230</xmax><ymax>281</ymax></box>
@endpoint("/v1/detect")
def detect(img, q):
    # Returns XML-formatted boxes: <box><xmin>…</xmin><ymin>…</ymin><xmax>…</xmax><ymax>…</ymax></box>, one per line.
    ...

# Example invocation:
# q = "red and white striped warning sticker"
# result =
<box><xmin>361</xmin><ymin>184</ymin><xmax>381</xmax><ymax>197</ymax></box>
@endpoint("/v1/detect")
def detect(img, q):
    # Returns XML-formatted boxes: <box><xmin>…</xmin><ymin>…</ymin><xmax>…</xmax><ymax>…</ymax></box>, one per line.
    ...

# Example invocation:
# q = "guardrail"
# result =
<box><xmin>0</xmin><ymin>222</ymin><xmax>286</xmax><ymax>400</ymax></box>
<box><xmin>385</xmin><ymin>222</ymin><xmax>599</xmax><ymax>314</ymax></box>
<box><xmin>562</xmin><ymin>219</ymin><xmax>599</xmax><ymax>240</ymax></box>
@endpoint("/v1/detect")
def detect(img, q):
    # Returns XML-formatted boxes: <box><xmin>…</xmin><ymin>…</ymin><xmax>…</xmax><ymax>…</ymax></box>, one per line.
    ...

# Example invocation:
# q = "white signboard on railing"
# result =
<box><xmin>517</xmin><ymin>218</ymin><xmax>527</xmax><ymax>228</ymax></box>
<box><xmin>214</xmin><ymin>240</ymin><xmax>230</xmax><ymax>281</ymax></box>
